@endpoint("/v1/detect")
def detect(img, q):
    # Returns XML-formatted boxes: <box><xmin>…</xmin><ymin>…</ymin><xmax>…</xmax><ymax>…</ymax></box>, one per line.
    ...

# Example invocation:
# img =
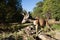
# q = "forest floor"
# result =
<box><xmin>0</xmin><ymin>24</ymin><xmax>60</xmax><ymax>40</ymax></box>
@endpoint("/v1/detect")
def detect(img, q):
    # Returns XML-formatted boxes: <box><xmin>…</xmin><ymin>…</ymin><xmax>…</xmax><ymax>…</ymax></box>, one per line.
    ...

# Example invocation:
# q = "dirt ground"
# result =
<box><xmin>46</xmin><ymin>30</ymin><xmax>60</xmax><ymax>40</ymax></box>
<box><xmin>53</xmin><ymin>30</ymin><xmax>60</xmax><ymax>40</ymax></box>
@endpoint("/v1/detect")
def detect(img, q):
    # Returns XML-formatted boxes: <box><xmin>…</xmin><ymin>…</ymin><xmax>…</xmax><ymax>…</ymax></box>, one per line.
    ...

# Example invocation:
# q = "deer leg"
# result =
<box><xmin>35</xmin><ymin>25</ymin><xmax>38</xmax><ymax>36</ymax></box>
<box><xmin>46</xmin><ymin>21</ymin><xmax>53</xmax><ymax>32</ymax></box>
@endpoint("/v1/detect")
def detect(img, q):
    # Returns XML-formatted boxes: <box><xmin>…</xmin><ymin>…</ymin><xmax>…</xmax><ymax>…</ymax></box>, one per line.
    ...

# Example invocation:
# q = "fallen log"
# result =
<box><xmin>37</xmin><ymin>33</ymin><xmax>58</xmax><ymax>40</ymax></box>
<box><xmin>54</xmin><ymin>21</ymin><xmax>60</xmax><ymax>24</ymax></box>
<box><xmin>48</xmin><ymin>19</ymin><xmax>60</xmax><ymax>24</ymax></box>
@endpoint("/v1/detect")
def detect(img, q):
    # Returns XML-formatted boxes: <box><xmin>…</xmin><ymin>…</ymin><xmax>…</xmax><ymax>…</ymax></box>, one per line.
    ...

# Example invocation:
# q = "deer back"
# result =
<box><xmin>39</xmin><ymin>18</ymin><xmax>46</xmax><ymax>27</ymax></box>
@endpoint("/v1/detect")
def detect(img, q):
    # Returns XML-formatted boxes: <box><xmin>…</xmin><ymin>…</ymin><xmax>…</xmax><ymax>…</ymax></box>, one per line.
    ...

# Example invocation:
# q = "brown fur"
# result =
<box><xmin>22</xmin><ymin>13</ymin><xmax>53</xmax><ymax>36</ymax></box>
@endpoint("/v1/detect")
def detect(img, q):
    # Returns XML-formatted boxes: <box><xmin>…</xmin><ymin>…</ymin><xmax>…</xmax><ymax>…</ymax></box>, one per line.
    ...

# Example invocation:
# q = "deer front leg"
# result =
<box><xmin>33</xmin><ymin>20</ymin><xmax>38</xmax><ymax>36</ymax></box>
<box><xmin>35</xmin><ymin>25</ymin><xmax>38</xmax><ymax>36</ymax></box>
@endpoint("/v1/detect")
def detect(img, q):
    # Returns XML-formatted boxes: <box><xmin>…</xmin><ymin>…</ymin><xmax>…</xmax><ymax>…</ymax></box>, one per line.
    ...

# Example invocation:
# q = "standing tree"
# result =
<box><xmin>32</xmin><ymin>1</ymin><xmax>44</xmax><ymax>18</ymax></box>
<box><xmin>0</xmin><ymin>0</ymin><xmax>23</xmax><ymax>32</ymax></box>
<box><xmin>43</xmin><ymin>0</ymin><xmax>60</xmax><ymax>20</ymax></box>
<box><xmin>0</xmin><ymin>0</ymin><xmax>23</xmax><ymax>23</ymax></box>
<box><xmin>0</xmin><ymin>0</ymin><xmax>6</xmax><ymax>23</ymax></box>
<box><xmin>6</xmin><ymin>0</ymin><xmax>23</xmax><ymax>22</ymax></box>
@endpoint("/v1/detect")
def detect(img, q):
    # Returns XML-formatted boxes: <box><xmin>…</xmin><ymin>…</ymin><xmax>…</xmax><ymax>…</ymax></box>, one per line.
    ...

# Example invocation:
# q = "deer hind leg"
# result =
<box><xmin>46</xmin><ymin>21</ymin><xmax>53</xmax><ymax>32</ymax></box>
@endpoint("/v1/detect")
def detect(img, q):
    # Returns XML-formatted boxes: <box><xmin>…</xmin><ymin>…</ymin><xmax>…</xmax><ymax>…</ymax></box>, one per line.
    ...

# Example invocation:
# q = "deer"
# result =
<box><xmin>21</xmin><ymin>12</ymin><xmax>55</xmax><ymax>36</ymax></box>
<box><xmin>21</xmin><ymin>12</ymin><xmax>39</xmax><ymax>35</ymax></box>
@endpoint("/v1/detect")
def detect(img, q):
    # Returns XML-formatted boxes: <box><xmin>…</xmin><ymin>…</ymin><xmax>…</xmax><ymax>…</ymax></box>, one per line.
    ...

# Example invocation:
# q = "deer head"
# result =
<box><xmin>22</xmin><ymin>13</ymin><xmax>29</xmax><ymax>23</ymax></box>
